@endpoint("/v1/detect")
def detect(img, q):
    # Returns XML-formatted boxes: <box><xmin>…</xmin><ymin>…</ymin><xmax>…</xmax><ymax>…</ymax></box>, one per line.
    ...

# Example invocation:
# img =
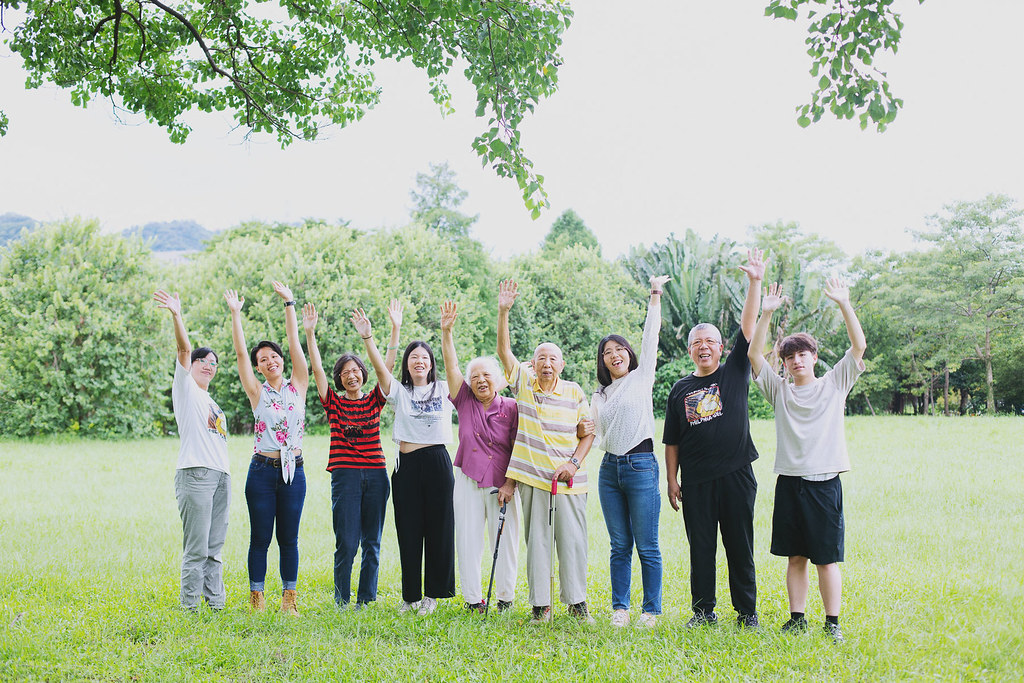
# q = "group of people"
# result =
<box><xmin>154</xmin><ymin>246</ymin><xmax>866</xmax><ymax>641</ymax></box>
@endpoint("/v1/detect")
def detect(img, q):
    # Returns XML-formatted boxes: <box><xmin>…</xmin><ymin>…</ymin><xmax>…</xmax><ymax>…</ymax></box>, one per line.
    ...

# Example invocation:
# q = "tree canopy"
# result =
<box><xmin>0</xmin><ymin>0</ymin><xmax>572</xmax><ymax>214</ymax></box>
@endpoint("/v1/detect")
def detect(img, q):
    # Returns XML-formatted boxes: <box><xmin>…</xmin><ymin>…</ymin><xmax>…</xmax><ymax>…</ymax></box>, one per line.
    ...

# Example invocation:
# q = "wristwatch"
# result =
<box><xmin>569</xmin><ymin>456</ymin><xmax>581</xmax><ymax>468</ymax></box>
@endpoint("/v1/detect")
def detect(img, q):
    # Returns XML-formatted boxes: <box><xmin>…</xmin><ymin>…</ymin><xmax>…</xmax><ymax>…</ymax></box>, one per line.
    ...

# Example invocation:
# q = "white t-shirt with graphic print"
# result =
<box><xmin>386</xmin><ymin>380</ymin><xmax>453</xmax><ymax>445</ymax></box>
<box><xmin>172</xmin><ymin>360</ymin><xmax>230</xmax><ymax>474</ymax></box>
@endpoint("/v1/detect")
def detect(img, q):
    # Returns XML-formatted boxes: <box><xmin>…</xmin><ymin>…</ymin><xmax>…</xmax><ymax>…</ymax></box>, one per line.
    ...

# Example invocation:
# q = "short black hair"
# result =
<box><xmin>249</xmin><ymin>340</ymin><xmax>284</xmax><ymax>367</ymax></box>
<box><xmin>332</xmin><ymin>353</ymin><xmax>369</xmax><ymax>391</ymax></box>
<box><xmin>191</xmin><ymin>347</ymin><xmax>218</xmax><ymax>364</ymax></box>
<box><xmin>400</xmin><ymin>341</ymin><xmax>437</xmax><ymax>391</ymax></box>
<box><xmin>779</xmin><ymin>332</ymin><xmax>818</xmax><ymax>360</ymax></box>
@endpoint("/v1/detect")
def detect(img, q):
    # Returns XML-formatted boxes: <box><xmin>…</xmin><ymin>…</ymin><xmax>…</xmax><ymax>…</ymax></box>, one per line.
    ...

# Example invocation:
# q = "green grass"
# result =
<box><xmin>1</xmin><ymin>417</ymin><xmax>1022</xmax><ymax>680</ymax></box>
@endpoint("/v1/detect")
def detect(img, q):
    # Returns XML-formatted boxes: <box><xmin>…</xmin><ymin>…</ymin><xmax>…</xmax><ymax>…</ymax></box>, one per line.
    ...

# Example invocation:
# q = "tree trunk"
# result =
<box><xmin>944</xmin><ymin>366</ymin><xmax>950</xmax><ymax>417</ymax></box>
<box><xmin>959</xmin><ymin>390</ymin><xmax>969</xmax><ymax>416</ymax></box>
<box><xmin>984</xmin><ymin>329</ymin><xmax>996</xmax><ymax>413</ymax></box>
<box><xmin>865</xmin><ymin>394</ymin><xmax>876</xmax><ymax>417</ymax></box>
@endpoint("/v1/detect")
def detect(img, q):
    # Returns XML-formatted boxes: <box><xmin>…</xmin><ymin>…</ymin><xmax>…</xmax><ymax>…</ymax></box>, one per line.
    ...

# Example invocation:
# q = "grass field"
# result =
<box><xmin>1</xmin><ymin>417</ymin><xmax>1022</xmax><ymax>681</ymax></box>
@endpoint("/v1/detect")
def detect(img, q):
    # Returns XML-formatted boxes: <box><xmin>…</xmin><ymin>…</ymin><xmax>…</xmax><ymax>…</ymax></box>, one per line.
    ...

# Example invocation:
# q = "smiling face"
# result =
<box><xmin>532</xmin><ymin>343</ymin><xmax>565</xmax><ymax>385</ymax></box>
<box><xmin>255</xmin><ymin>346</ymin><xmax>284</xmax><ymax>381</ymax></box>
<box><xmin>783</xmin><ymin>349</ymin><xmax>818</xmax><ymax>386</ymax></box>
<box><xmin>339</xmin><ymin>360</ymin><xmax>365</xmax><ymax>395</ymax></box>
<box><xmin>687</xmin><ymin>324</ymin><xmax>724</xmax><ymax>377</ymax></box>
<box><xmin>599</xmin><ymin>336</ymin><xmax>636</xmax><ymax>382</ymax></box>
<box><xmin>405</xmin><ymin>345</ymin><xmax>433</xmax><ymax>386</ymax></box>
<box><xmin>466</xmin><ymin>357</ymin><xmax>505</xmax><ymax>404</ymax></box>
<box><xmin>190</xmin><ymin>352</ymin><xmax>218</xmax><ymax>390</ymax></box>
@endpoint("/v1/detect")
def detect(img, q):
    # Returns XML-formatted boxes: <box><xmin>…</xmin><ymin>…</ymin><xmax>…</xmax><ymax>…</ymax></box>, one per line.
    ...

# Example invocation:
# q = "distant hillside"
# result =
<box><xmin>0</xmin><ymin>213</ymin><xmax>38</xmax><ymax>246</ymax></box>
<box><xmin>124</xmin><ymin>220</ymin><xmax>213</xmax><ymax>252</ymax></box>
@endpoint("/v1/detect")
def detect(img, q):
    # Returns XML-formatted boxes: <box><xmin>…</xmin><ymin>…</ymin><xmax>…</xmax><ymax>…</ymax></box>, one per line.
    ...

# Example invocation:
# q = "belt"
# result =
<box><xmin>252</xmin><ymin>453</ymin><xmax>304</xmax><ymax>468</ymax></box>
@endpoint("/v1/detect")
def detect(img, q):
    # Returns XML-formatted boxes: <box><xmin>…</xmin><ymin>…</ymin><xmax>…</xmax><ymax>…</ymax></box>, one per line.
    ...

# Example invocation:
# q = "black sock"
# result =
<box><xmin>826</xmin><ymin>615</ymin><xmax>839</xmax><ymax>625</ymax></box>
<box><xmin>791</xmin><ymin>612</ymin><xmax>805</xmax><ymax>621</ymax></box>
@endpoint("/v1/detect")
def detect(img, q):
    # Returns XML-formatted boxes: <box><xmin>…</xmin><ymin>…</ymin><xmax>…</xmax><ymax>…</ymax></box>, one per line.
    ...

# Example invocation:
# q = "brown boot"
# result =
<box><xmin>249</xmin><ymin>590</ymin><xmax>265</xmax><ymax>612</ymax></box>
<box><xmin>280</xmin><ymin>589</ymin><xmax>299</xmax><ymax>616</ymax></box>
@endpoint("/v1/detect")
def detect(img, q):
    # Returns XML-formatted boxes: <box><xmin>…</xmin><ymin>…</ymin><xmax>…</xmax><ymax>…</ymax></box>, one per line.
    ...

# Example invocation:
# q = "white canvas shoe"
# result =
<box><xmin>417</xmin><ymin>597</ymin><xmax>438</xmax><ymax>615</ymax></box>
<box><xmin>611</xmin><ymin>610</ymin><xmax>630</xmax><ymax>628</ymax></box>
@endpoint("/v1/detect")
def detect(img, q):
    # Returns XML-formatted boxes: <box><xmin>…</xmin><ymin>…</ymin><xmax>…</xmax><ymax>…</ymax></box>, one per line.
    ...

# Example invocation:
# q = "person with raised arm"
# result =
<box><xmin>353</xmin><ymin>306</ymin><xmax>455</xmax><ymax>616</ymax></box>
<box><xmin>496</xmin><ymin>279</ymin><xmax>595</xmax><ymax>624</ymax></box>
<box><xmin>584</xmin><ymin>275</ymin><xmax>671</xmax><ymax>628</ymax></box>
<box><xmin>302</xmin><ymin>300</ymin><xmax>402</xmax><ymax>610</ymax></box>
<box><xmin>748</xmin><ymin>277</ymin><xmax>866</xmax><ymax>643</ymax></box>
<box><xmin>154</xmin><ymin>289</ymin><xmax>230</xmax><ymax>612</ymax></box>
<box><xmin>439</xmin><ymin>300</ymin><xmax>520</xmax><ymax>614</ymax></box>
<box><xmin>662</xmin><ymin>248</ymin><xmax>766</xmax><ymax>630</ymax></box>
<box><xmin>225</xmin><ymin>282</ymin><xmax>309</xmax><ymax>616</ymax></box>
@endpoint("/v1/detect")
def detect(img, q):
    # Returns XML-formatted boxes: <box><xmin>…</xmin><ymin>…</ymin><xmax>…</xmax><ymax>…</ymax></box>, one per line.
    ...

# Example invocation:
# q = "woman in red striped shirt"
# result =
<box><xmin>303</xmin><ymin>300</ymin><xmax>402</xmax><ymax>609</ymax></box>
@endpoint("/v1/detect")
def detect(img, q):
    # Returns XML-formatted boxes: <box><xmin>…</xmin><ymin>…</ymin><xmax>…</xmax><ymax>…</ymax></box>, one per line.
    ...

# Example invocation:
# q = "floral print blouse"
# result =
<box><xmin>252</xmin><ymin>379</ymin><xmax>306</xmax><ymax>455</ymax></box>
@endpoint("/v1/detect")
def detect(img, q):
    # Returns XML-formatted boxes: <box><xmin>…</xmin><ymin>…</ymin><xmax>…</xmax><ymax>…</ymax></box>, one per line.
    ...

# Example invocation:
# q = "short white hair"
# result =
<box><xmin>465</xmin><ymin>356</ymin><xmax>508</xmax><ymax>390</ymax></box>
<box><xmin>687</xmin><ymin>323</ymin><xmax>723</xmax><ymax>346</ymax></box>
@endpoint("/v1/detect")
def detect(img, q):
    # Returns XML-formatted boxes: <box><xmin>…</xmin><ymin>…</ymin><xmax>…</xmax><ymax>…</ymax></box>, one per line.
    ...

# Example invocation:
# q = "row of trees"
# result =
<box><xmin>1</xmin><ymin>172</ymin><xmax>1021</xmax><ymax>438</ymax></box>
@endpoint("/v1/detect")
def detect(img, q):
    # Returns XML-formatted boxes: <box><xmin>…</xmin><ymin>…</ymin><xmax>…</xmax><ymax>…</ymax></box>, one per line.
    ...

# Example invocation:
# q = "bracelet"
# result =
<box><xmin>651</xmin><ymin>290</ymin><xmax>662</xmax><ymax>295</ymax></box>
<box><xmin>284</xmin><ymin>300</ymin><xmax>296</xmax><ymax>307</ymax></box>
<box><xmin>387</xmin><ymin>344</ymin><xmax>400</xmax><ymax>350</ymax></box>
<box><xmin>361</xmin><ymin>335</ymin><xmax>372</xmax><ymax>340</ymax></box>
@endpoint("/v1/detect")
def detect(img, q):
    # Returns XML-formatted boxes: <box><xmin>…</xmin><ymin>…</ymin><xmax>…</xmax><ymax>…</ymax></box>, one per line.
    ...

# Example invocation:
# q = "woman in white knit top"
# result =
<box><xmin>588</xmin><ymin>275</ymin><xmax>669</xmax><ymax>628</ymax></box>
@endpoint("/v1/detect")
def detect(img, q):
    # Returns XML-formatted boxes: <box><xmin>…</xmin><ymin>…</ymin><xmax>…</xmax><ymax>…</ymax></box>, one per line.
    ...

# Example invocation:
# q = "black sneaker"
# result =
<box><xmin>685</xmin><ymin>611</ymin><xmax>719</xmax><ymax>628</ymax></box>
<box><xmin>781</xmin><ymin>615</ymin><xmax>808</xmax><ymax>633</ymax></box>
<box><xmin>496</xmin><ymin>600</ymin><xmax>513</xmax><ymax>613</ymax></box>
<box><xmin>529</xmin><ymin>605</ymin><xmax>552</xmax><ymax>623</ymax></box>
<box><xmin>737</xmin><ymin>613</ymin><xmax>759</xmax><ymax>630</ymax></box>
<box><xmin>567</xmin><ymin>601</ymin><xmax>595</xmax><ymax>624</ymax></box>
<box><xmin>465</xmin><ymin>601</ymin><xmax>486</xmax><ymax>614</ymax></box>
<box><xmin>823</xmin><ymin>621</ymin><xmax>845</xmax><ymax>643</ymax></box>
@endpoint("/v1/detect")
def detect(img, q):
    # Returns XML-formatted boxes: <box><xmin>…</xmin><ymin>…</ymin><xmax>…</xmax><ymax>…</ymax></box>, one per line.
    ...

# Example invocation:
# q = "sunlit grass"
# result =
<box><xmin>1</xmin><ymin>417</ymin><xmax>1022</xmax><ymax>679</ymax></box>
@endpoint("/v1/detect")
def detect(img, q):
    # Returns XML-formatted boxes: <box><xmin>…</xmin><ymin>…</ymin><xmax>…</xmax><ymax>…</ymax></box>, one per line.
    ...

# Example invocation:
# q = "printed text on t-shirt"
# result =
<box><xmin>684</xmin><ymin>384</ymin><xmax>723</xmax><ymax>425</ymax></box>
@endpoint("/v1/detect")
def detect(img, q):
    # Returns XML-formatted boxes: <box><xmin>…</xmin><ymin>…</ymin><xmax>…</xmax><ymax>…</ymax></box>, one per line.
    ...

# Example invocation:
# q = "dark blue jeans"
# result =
<box><xmin>331</xmin><ymin>467</ymin><xmax>390</xmax><ymax>605</ymax></box>
<box><xmin>598</xmin><ymin>451</ymin><xmax>663</xmax><ymax>614</ymax></box>
<box><xmin>245</xmin><ymin>456</ymin><xmax>306</xmax><ymax>591</ymax></box>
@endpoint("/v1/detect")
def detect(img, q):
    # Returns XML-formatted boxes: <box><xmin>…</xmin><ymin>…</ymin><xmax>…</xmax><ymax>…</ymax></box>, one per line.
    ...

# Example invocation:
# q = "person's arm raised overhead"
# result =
<box><xmin>352</xmin><ymin>307</ymin><xmax>394</xmax><ymax>396</ymax></box>
<box><xmin>496</xmin><ymin>279</ymin><xmax>520</xmax><ymax>375</ymax></box>
<box><xmin>824</xmin><ymin>277</ymin><xmax>867</xmax><ymax>362</ymax></box>
<box><xmin>738</xmin><ymin>247</ymin><xmax>767</xmax><ymax>342</ymax></box>
<box><xmin>302</xmin><ymin>303</ymin><xmax>329</xmax><ymax>403</ymax></box>
<box><xmin>384</xmin><ymin>299</ymin><xmax>403</xmax><ymax>375</ymax></box>
<box><xmin>749</xmin><ymin>282</ymin><xmax>786</xmax><ymax>379</ymax></box>
<box><xmin>439</xmin><ymin>300</ymin><xmax>465</xmax><ymax>401</ymax></box>
<box><xmin>225</xmin><ymin>289</ymin><xmax>261</xmax><ymax>408</ymax></box>
<box><xmin>153</xmin><ymin>289</ymin><xmax>191</xmax><ymax>368</ymax></box>
<box><xmin>273</xmin><ymin>281</ymin><xmax>308</xmax><ymax>397</ymax></box>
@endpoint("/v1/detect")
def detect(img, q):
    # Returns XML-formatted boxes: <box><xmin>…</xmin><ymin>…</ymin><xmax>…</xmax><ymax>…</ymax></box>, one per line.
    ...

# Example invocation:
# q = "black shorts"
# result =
<box><xmin>770</xmin><ymin>475</ymin><xmax>844</xmax><ymax>565</ymax></box>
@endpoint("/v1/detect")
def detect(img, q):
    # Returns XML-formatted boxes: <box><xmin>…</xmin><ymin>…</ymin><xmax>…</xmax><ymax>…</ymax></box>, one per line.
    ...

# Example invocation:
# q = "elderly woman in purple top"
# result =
<box><xmin>440</xmin><ymin>300</ymin><xmax>521</xmax><ymax>613</ymax></box>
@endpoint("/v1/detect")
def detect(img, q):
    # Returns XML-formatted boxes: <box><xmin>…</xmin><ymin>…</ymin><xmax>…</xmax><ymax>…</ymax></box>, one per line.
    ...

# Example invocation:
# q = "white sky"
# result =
<box><xmin>1</xmin><ymin>1</ymin><xmax>1022</xmax><ymax>260</ymax></box>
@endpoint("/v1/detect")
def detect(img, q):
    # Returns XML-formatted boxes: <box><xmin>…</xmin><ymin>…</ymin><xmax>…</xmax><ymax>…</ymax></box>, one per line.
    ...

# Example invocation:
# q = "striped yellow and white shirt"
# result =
<box><xmin>505</xmin><ymin>361</ymin><xmax>590</xmax><ymax>494</ymax></box>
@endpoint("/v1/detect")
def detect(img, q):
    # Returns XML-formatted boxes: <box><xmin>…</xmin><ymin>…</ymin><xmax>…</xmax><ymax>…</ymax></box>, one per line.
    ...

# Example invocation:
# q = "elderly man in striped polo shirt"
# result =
<box><xmin>495</xmin><ymin>279</ymin><xmax>596</xmax><ymax>624</ymax></box>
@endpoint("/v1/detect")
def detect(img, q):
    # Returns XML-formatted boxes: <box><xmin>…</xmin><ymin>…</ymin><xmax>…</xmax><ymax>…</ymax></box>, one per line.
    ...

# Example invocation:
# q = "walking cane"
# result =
<box><xmin>483</xmin><ymin>498</ymin><xmax>508</xmax><ymax>620</ymax></box>
<box><xmin>549</xmin><ymin>475</ymin><xmax>573</xmax><ymax>619</ymax></box>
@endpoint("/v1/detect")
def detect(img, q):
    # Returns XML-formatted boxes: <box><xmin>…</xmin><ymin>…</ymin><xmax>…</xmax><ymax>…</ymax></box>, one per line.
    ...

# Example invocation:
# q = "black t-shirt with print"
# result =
<box><xmin>662</xmin><ymin>329</ymin><xmax>759</xmax><ymax>486</ymax></box>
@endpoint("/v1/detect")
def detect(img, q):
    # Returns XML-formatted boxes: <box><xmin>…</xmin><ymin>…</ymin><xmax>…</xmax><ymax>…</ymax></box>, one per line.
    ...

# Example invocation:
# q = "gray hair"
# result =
<box><xmin>687</xmin><ymin>323</ymin><xmax>723</xmax><ymax>347</ymax></box>
<box><xmin>465</xmin><ymin>356</ymin><xmax>508</xmax><ymax>391</ymax></box>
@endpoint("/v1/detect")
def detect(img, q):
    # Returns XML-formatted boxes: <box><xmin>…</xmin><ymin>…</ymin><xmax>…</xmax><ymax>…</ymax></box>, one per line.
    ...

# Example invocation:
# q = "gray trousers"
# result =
<box><xmin>520</xmin><ymin>484</ymin><xmax>588</xmax><ymax>607</ymax></box>
<box><xmin>174</xmin><ymin>467</ymin><xmax>231</xmax><ymax>609</ymax></box>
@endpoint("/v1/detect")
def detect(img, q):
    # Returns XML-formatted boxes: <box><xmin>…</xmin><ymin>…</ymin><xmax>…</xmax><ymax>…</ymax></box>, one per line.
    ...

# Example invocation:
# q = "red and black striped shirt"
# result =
<box><xmin>321</xmin><ymin>385</ymin><xmax>387</xmax><ymax>470</ymax></box>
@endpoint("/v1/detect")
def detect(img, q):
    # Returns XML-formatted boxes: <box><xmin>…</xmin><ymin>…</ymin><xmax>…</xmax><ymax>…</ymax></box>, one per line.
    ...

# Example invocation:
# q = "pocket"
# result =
<box><xmin>628</xmin><ymin>453</ymin><xmax>657</xmax><ymax>473</ymax></box>
<box><xmin>187</xmin><ymin>467</ymin><xmax>210</xmax><ymax>481</ymax></box>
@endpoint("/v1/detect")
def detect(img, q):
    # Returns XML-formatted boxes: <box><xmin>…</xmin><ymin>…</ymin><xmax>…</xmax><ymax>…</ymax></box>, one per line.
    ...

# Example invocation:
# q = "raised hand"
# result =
<box><xmin>387</xmin><ymin>299</ymin><xmax>404</xmax><ymax>329</ymax></box>
<box><xmin>351</xmin><ymin>308</ymin><xmax>373</xmax><ymax>339</ymax></box>
<box><xmin>440</xmin><ymin>300</ymin><xmax>458</xmax><ymax>332</ymax></box>
<box><xmin>498</xmin><ymin>279</ymin><xmax>519</xmax><ymax>311</ymax></box>
<box><xmin>272</xmin><ymin>280</ymin><xmax>294</xmax><ymax>301</ymax></box>
<box><xmin>224</xmin><ymin>289</ymin><xmax>244</xmax><ymax>313</ymax></box>
<box><xmin>649</xmin><ymin>275</ymin><xmax>671</xmax><ymax>291</ymax></box>
<box><xmin>762</xmin><ymin>282</ymin><xmax>787</xmax><ymax>313</ymax></box>
<box><xmin>824</xmin><ymin>276</ymin><xmax>851</xmax><ymax>305</ymax></box>
<box><xmin>738</xmin><ymin>247</ymin><xmax>768</xmax><ymax>283</ymax></box>
<box><xmin>153</xmin><ymin>289</ymin><xmax>181</xmax><ymax>316</ymax></box>
<box><xmin>302</xmin><ymin>303</ymin><xmax>318</xmax><ymax>334</ymax></box>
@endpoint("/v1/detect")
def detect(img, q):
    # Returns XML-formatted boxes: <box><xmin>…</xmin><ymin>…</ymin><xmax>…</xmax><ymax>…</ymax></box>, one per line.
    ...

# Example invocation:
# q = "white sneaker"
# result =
<box><xmin>417</xmin><ymin>597</ymin><xmax>438</xmax><ymax>615</ymax></box>
<box><xmin>398</xmin><ymin>600</ymin><xmax>421</xmax><ymax>614</ymax></box>
<box><xmin>637</xmin><ymin>612</ymin><xmax>657</xmax><ymax>628</ymax></box>
<box><xmin>611</xmin><ymin>609</ymin><xmax>630</xmax><ymax>628</ymax></box>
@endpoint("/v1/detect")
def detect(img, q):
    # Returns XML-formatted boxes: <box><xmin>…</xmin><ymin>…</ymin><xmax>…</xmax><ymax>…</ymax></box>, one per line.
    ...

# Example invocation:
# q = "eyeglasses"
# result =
<box><xmin>196</xmin><ymin>359</ymin><xmax>219</xmax><ymax>367</ymax></box>
<box><xmin>689</xmin><ymin>338</ymin><xmax>721</xmax><ymax>349</ymax></box>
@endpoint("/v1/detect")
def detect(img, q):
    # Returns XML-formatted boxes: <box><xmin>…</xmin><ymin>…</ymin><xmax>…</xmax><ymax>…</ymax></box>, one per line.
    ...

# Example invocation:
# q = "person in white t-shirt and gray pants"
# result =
<box><xmin>154</xmin><ymin>289</ymin><xmax>231</xmax><ymax>612</ymax></box>
<box><xmin>748</xmin><ymin>277</ymin><xmax>867</xmax><ymax>643</ymax></box>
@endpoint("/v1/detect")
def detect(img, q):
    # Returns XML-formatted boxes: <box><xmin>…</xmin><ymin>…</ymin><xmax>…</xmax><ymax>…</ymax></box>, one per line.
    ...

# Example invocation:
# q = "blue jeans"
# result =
<box><xmin>245</xmin><ymin>457</ymin><xmax>306</xmax><ymax>591</ymax></box>
<box><xmin>598</xmin><ymin>451</ymin><xmax>663</xmax><ymax>614</ymax></box>
<box><xmin>331</xmin><ymin>467</ymin><xmax>390</xmax><ymax>605</ymax></box>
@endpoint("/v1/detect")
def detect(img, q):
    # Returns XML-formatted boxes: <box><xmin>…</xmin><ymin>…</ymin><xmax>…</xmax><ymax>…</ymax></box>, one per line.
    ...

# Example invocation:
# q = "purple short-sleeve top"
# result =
<box><xmin>450</xmin><ymin>381</ymin><xmax>519</xmax><ymax>489</ymax></box>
